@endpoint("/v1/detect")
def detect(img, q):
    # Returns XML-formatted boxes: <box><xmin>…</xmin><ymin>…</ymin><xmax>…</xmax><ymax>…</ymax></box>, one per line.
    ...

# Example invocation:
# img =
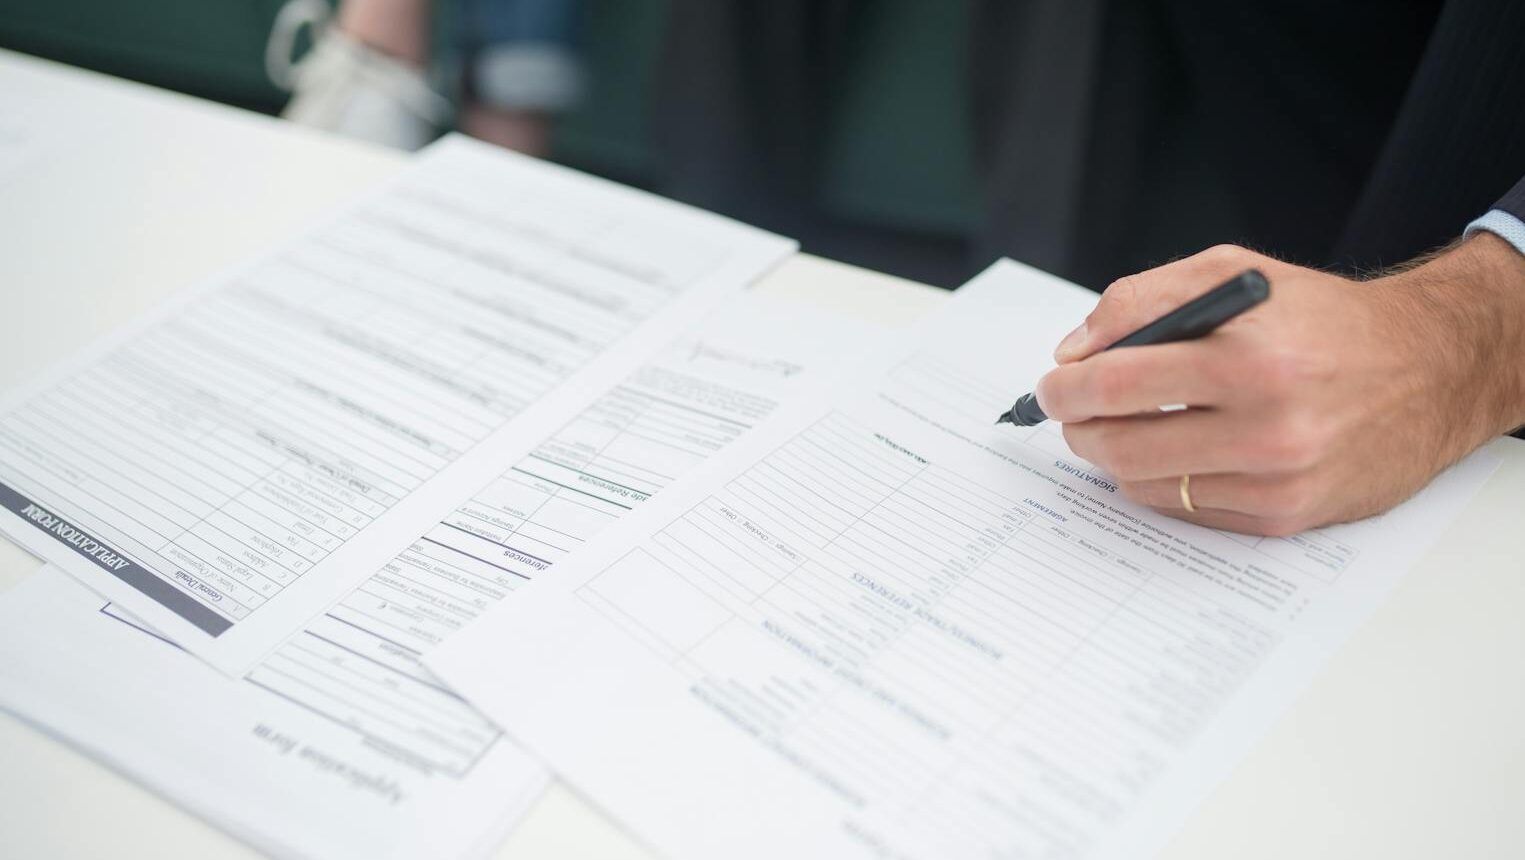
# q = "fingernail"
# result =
<box><xmin>1054</xmin><ymin>322</ymin><xmax>1088</xmax><ymax>362</ymax></box>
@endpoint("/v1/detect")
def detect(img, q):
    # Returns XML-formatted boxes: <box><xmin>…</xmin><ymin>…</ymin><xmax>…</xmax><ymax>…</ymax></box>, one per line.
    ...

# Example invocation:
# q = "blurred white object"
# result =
<box><xmin>267</xmin><ymin>0</ymin><xmax>449</xmax><ymax>151</ymax></box>
<box><xmin>474</xmin><ymin>44</ymin><xmax>584</xmax><ymax>112</ymax></box>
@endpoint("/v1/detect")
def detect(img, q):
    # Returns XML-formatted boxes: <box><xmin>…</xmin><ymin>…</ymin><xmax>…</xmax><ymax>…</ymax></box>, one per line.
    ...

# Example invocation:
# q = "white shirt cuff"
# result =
<box><xmin>472</xmin><ymin>45</ymin><xmax>583</xmax><ymax>112</ymax></box>
<box><xmin>1464</xmin><ymin>209</ymin><xmax>1525</xmax><ymax>259</ymax></box>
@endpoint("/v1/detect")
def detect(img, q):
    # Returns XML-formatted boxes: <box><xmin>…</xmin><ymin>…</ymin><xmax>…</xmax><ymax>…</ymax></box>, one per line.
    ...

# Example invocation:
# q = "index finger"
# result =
<box><xmin>1057</xmin><ymin>244</ymin><xmax>1284</xmax><ymax>363</ymax></box>
<box><xmin>1036</xmin><ymin>341</ymin><xmax>1229</xmax><ymax>422</ymax></box>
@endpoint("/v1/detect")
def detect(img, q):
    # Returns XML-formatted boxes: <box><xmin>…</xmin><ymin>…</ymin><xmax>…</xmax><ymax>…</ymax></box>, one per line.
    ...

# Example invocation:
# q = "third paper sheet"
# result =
<box><xmin>429</xmin><ymin>260</ymin><xmax>1500</xmax><ymax>860</ymax></box>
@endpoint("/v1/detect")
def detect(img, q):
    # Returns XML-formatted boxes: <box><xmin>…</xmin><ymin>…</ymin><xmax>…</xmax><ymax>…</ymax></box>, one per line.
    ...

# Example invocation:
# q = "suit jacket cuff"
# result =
<box><xmin>1495</xmin><ymin>175</ymin><xmax>1525</xmax><ymax>222</ymax></box>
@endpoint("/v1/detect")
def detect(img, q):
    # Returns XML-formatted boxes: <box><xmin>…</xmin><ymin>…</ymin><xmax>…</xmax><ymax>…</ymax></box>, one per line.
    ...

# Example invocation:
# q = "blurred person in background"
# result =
<box><xmin>271</xmin><ymin>0</ymin><xmax>582</xmax><ymax>155</ymax></box>
<box><xmin>651</xmin><ymin>0</ymin><xmax>1525</xmax><ymax>535</ymax></box>
<box><xmin>269</xmin><ymin>0</ymin><xmax>1524</xmax><ymax>534</ymax></box>
<box><xmin>652</xmin><ymin>0</ymin><xmax>1522</xmax><ymax>288</ymax></box>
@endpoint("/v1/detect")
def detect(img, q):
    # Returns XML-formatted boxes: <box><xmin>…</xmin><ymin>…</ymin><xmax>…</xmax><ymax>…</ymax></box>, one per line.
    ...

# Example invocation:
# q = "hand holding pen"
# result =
<box><xmin>997</xmin><ymin>241</ymin><xmax>1525</xmax><ymax>536</ymax></box>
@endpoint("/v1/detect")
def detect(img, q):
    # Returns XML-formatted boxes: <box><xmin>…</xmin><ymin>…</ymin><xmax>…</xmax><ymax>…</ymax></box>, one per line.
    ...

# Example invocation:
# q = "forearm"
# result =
<box><xmin>1379</xmin><ymin>232</ymin><xmax>1525</xmax><ymax>455</ymax></box>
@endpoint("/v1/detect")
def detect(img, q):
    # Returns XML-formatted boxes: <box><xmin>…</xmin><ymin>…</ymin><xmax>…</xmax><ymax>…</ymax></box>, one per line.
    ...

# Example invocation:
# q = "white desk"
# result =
<box><xmin>1</xmin><ymin>49</ymin><xmax>1522</xmax><ymax>860</ymax></box>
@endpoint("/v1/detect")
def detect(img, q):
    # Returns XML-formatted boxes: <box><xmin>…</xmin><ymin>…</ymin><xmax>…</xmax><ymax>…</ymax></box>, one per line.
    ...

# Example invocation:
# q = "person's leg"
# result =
<box><xmin>456</xmin><ymin>0</ymin><xmax>584</xmax><ymax>156</ymax></box>
<box><xmin>275</xmin><ymin>0</ymin><xmax>448</xmax><ymax>149</ymax></box>
<box><xmin>337</xmin><ymin>0</ymin><xmax>431</xmax><ymax>67</ymax></box>
<box><xmin>460</xmin><ymin>104</ymin><xmax>552</xmax><ymax>156</ymax></box>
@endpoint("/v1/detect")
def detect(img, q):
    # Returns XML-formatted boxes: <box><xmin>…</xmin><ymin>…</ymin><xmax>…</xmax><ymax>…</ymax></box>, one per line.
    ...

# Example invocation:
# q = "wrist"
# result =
<box><xmin>1380</xmin><ymin>233</ymin><xmax>1525</xmax><ymax>450</ymax></box>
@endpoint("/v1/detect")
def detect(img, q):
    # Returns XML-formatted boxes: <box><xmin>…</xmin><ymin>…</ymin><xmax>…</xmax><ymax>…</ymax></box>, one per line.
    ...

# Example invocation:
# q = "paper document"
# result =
<box><xmin>429</xmin><ymin>260</ymin><xmax>1501</xmax><ymax>860</ymax></box>
<box><xmin>0</xmin><ymin>114</ymin><xmax>40</xmax><ymax>186</ymax></box>
<box><xmin>0</xmin><ymin>568</ymin><xmax>541</xmax><ymax>860</ymax></box>
<box><xmin>0</xmin><ymin>291</ymin><xmax>887</xmax><ymax>860</ymax></box>
<box><xmin>0</xmin><ymin>134</ymin><xmax>793</xmax><ymax>673</ymax></box>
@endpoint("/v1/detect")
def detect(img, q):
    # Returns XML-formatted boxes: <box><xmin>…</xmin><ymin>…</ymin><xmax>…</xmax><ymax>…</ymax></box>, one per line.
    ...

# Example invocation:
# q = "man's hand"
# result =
<box><xmin>1036</xmin><ymin>238</ymin><xmax>1525</xmax><ymax>536</ymax></box>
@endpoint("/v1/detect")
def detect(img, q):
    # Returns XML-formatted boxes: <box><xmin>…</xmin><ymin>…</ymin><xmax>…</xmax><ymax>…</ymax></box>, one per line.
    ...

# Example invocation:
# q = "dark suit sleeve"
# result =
<box><xmin>1496</xmin><ymin>176</ymin><xmax>1525</xmax><ymax>222</ymax></box>
<box><xmin>1491</xmin><ymin>175</ymin><xmax>1525</xmax><ymax>440</ymax></box>
<box><xmin>1333</xmin><ymin>0</ymin><xmax>1525</xmax><ymax>270</ymax></box>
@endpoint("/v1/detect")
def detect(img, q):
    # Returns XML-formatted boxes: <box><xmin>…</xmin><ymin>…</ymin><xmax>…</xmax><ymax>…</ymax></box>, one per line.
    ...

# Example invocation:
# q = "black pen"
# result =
<box><xmin>994</xmin><ymin>268</ymin><xmax>1271</xmax><ymax>427</ymax></box>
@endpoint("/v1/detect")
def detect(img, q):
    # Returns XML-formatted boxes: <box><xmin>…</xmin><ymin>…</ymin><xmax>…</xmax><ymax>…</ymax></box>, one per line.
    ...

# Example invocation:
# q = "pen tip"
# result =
<box><xmin>993</xmin><ymin>413</ymin><xmax>1010</xmax><ymax>426</ymax></box>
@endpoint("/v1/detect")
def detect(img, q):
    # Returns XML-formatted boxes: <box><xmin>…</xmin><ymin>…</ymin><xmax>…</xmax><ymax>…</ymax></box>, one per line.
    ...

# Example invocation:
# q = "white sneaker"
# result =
<box><xmin>266</xmin><ymin>0</ymin><xmax>450</xmax><ymax>151</ymax></box>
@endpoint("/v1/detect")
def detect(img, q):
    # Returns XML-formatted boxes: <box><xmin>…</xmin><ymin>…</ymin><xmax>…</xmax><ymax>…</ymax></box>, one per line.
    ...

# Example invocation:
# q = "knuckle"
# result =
<box><xmin>1250</xmin><ymin>418</ymin><xmax>1324</xmax><ymax>471</ymax></box>
<box><xmin>1199</xmin><ymin>243</ymin><xmax>1250</xmax><ymax>267</ymax></box>
<box><xmin>1104</xmin><ymin>273</ymin><xmax>1144</xmax><ymax>300</ymax></box>
<box><xmin>1284</xmin><ymin>413</ymin><xmax>1332</xmax><ymax>468</ymax></box>
<box><xmin>1098</xmin><ymin>275</ymin><xmax>1145</xmax><ymax>321</ymax></box>
<box><xmin>1252</xmin><ymin>348</ymin><xmax>1338</xmax><ymax>406</ymax></box>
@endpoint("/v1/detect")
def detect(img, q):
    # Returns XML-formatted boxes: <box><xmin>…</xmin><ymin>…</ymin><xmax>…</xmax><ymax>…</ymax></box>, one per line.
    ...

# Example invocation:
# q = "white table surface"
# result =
<box><xmin>1</xmin><ymin>49</ymin><xmax>1521</xmax><ymax>860</ymax></box>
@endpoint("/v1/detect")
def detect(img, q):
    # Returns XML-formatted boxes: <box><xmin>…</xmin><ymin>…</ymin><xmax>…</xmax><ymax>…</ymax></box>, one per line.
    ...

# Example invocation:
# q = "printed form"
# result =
<box><xmin>0</xmin><ymin>134</ymin><xmax>793</xmax><ymax>673</ymax></box>
<box><xmin>0</xmin><ymin>291</ymin><xmax>888</xmax><ymax>860</ymax></box>
<box><xmin>430</xmin><ymin>260</ymin><xmax>1502</xmax><ymax>860</ymax></box>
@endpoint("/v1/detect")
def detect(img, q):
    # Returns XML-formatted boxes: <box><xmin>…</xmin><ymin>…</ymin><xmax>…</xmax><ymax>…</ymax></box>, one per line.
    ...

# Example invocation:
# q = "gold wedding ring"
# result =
<box><xmin>1179</xmin><ymin>474</ymin><xmax>1196</xmax><ymax>512</ymax></box>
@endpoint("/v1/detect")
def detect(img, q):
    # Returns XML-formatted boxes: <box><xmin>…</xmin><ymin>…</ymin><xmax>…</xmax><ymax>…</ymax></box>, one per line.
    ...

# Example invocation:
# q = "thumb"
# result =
<box><xmin>1054</xmin><ymin>244</ymin><xmax>1264</xmax><ymax>363</ymax></box>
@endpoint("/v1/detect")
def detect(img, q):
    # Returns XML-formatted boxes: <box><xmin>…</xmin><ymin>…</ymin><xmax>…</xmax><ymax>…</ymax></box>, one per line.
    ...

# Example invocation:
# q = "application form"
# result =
<box><xmin>0</xmin><ymin>292</ymin><xmax>888</xmax><ymax>860</ymax></box>
<box><xmin>429</xmin><ymin>260</ymin><xmax>1502</xmax><ymax>860</ymax></box>
<box><xmin>0</xmin><ymin>134</ymin><xmax>793</xmax><ymax>673</ymax></box>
